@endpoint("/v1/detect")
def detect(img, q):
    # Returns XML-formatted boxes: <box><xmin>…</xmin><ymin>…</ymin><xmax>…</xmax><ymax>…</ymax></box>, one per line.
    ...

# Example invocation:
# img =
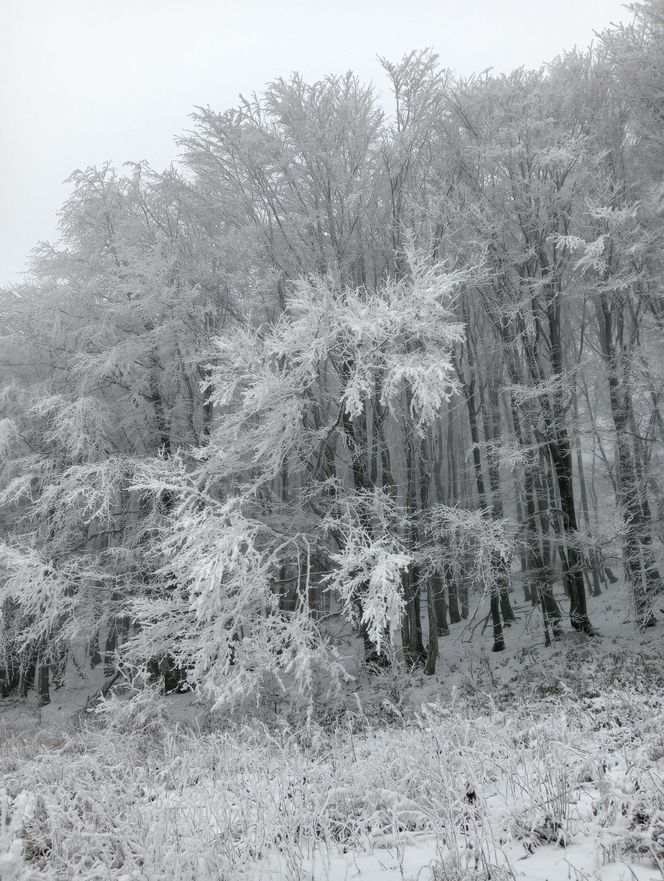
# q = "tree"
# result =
<box><xmin>130</xmin><ymin>255</ymin><xmax>467</xmax><ymax>699</ymax></box>
<box><xmin>0</xmin><ymin>161</ymin><xmax>235</xmax><ymax>698</ymax></box>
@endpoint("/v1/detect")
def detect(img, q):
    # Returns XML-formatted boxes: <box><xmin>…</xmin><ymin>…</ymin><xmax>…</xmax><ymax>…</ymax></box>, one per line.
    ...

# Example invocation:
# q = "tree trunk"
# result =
<box><xmin>447</xmin><ymin>571</ymin><xmax>462</xmax><ymax>624</ymax></box>
<box><xmin>542</xmin><ymin>270</ymin><xmax>593</xmax><ymax>634</ymax></box>
<box><xmin>37</xmin><ymin>657</ymin><xmax>50</xmax><ymax>707</ymax></box>
<box><xmin>104</xmin><ymin>620</ymin><xmax>117</xmax><ymax>677</ymax></box>
<box><xmin>402</xmin><ymin>420</ymin><xmax>426</xmax><ymax>666</ymax></box>
<box><xmin>432</xmin><ymin>571</ymin><xmax>449</xmax><ymax>636</ymax></box>
<box><xmin>88</xmin><ymin>629</ymin><xmax>101</xmax><ymax>669</ymax></box>
<box><xmin>597</xmin><ymin>294</ymin><xmax>661</xmax><ymax>626</ymax></box>
<box><xmin>457</xmin><ymin>345</ymin><xmax>505</xmax><ymax>651</ymax></box>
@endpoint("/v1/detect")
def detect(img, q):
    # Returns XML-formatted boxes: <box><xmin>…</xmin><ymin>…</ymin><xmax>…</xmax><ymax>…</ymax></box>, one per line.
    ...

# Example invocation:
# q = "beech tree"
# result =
<box><xmin>129</xmin><ymin>255</ymin><xmax>470</xmax><ymax>701</ymax></box>
<box><xmin>3</xmin><ymin>4</ymin><xmax>664</xmax><ymax>704</ymax></box>
<box><xmin>0</xmin><ymin>161</ymin><xmax>235</xmax><ymax>699</ymax></box>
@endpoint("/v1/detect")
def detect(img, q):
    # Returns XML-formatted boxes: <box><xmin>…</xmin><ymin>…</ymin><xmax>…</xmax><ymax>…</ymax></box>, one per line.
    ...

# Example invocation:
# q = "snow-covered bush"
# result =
<box><xmin>4</xmin><ymin>667</ymin><xmax>662</xmax><ymax>880</ymax></box>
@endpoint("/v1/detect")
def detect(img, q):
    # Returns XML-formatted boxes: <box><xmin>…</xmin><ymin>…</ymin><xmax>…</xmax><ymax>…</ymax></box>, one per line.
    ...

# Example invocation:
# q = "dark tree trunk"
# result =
<box><xmin>597</xmin><ymin>294</ymin><xmax>661</xmax><ymax>626</ymax></box>
<box><xmin>19</xmin><ymin>655</ymin><xmax>36</xmax><ymax>698</ymax></box>
<box><xmin>542</xmin><ymin>268</ymin><xmax>593</xmax><ymax>634</ymax></box>
<box><xmin>88</xmin><ymin>629</ymin><xmax>101</xmax><ymax>669</ymax></box>
<box><xmin>419</xmin><ymin>434</ymin><xmax>438</xmax><ymax>675</ymax></box>
<box><xmin>573</xmin><ymin>394</ymin><xmax>602</xmax><ymax>597</ymax></box>
<box><xmin>104</xmin><ymin>621</ymin><xmax>117</xmax><ymax>677</ymax></box>
<box><xmin>457</xmin><ymin>342</ymin><xmax>505</xmax><ymax>651</ymax></box>
<box><xmin>447</xmin><ymin>571</ymin><xmax>462</xmax><ymax>624</ymax></box>
<box><xmin>432</xmin><ymin>572</ymin><xmax>449</xmax><ymax>636</ymax></box>
<box><xmin>400</xmin><ymin>410</ymin><xmax>426</xmax><ymax>666</ymax></box>
<box><xmin>37</xmin><ymin>658</ymin><xmax>50</xmax><ymax>707</ymax></box>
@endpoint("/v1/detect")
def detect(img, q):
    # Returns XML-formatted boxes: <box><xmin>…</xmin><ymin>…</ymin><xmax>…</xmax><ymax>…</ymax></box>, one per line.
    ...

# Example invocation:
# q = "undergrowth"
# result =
<box><xmin>2</xmin><ymin>649</ymin><xmax>664</xmax><ymax>880</ymax></box>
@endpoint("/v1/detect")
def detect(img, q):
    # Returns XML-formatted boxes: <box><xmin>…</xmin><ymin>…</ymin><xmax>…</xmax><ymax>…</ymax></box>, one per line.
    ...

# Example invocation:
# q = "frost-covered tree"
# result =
<box><xmin>129</xmin><ymin>255</ymin><xmax>468</xmax><ymax>701</ymax></box>
<box><xmin>0</xmin><ymin>162</ymin><xmax>235</xmax><ymax>699</ymax></box>
<box><xmin>4</xmin><ymin>15</ymin><xmax>664</xmax><ymax>706</ymax></box>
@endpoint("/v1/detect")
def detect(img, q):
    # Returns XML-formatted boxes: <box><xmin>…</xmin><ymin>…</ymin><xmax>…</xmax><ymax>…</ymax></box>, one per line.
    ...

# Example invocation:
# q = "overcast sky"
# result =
<box><xmin>1</xmin><ymin>0</ymin><xmax>630</xmax><ymax>286</ymax></box>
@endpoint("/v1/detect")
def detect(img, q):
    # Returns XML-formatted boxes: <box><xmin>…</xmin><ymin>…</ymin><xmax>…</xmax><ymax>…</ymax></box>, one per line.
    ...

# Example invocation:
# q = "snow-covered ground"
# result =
<box><xmin>2</xmin><ymin>588</ymin><xmax>663</xmax><ymax>881</ymax></box>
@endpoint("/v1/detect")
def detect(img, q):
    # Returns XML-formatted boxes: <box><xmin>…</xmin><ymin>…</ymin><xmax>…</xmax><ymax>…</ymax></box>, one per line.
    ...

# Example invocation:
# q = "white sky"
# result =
<box><xmin>1</xmin><ymin>0</ymin><xmax>631</xmax><ymax>286</ymax></box>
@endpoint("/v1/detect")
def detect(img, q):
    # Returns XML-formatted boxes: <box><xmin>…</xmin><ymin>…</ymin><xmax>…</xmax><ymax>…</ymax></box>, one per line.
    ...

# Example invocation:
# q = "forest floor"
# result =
<box><xmin>1</xmin><ymin>583</ymin><xmax>664</xmax><ymax>881</ymax></box>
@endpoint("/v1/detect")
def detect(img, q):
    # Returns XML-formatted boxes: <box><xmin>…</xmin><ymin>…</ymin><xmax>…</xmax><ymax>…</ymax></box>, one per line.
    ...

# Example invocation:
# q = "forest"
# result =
<box><xmin>1</xmin><ymin>3</ymin><xmax>664</xmax><ymax>880</ymax></box>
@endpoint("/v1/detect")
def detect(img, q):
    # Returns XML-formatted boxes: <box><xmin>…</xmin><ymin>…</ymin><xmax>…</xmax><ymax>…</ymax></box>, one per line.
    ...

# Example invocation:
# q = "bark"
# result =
<box><xmin>447</xmin><ymin>400</ymin><xmax>459</xmax><ymax>504</ymax></box>
<box><xmin>541</xmin><ymin>264</ymin><xmax>592</xmax><ymax>633</ymax></box>
<box><xmin>37</xmin><ymin>658</ymin><xmax>50</xmax><ymax>707</ymax></box>
<box><xmin>507</xmin><ymin>382</ymin><xmax>561</xmax><ymax>641</ymax></box>
<box><xmin>432</xmin><ymin>571</ymin><xmax>449</xmax><ymax>636</ymax></box>
<box><xmin>447</xmin><ymin>572</ymin><xmax>462</xmax><ymax>624</ymax></box>
<box><xmin>19</xmin><ymin>655</ymin><xmax>36</xmax><ymax>698</ymax></box>
<box><xmin>597</xmin><ymin>294</ymin><xmax>661</xmax><ymax>626</ymax></box>
<box><xmin>278</xmin><ymin>458</ymin><xmax>298</xmax><ymax>613</ymax></box>
<box><xmin>88</xmin><ymin>629</ymin><xmax>101</xmax><ymax>669</ymax></box>
<box><xmin>482</xmin><ymin>378</ymin><xmax>516</xmax><ymax>624</ymax></box>
<box><xmin>572</xmin><ymin>394</ymin><xmax>602</xmax><ymax>597</ymax></box>
<box><xmin>455</xmin><ymin>329</ymin><xmax>506</xmax><ymax>651</ymax></box>
<box><xmin>104</xmin><ymin>620</ymin><xmax>117</xmax><ymax>677</ymax></box>
<box><xmin>420</xmin><ymin>433</ymin><xmax>438</xmax><ymax>675</ymax></box>
<box><xmin>401</xmin><ymin>418</ymin><xmax>426</xmax><ymax>666</ymax></box>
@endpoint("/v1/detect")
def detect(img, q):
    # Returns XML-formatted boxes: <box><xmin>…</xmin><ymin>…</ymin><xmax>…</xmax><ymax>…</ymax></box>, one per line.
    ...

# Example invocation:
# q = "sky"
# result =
<box><xmin>1</xmin><ymin>0</ymin><xmax>631</xmax><ymax>287</ymax></box>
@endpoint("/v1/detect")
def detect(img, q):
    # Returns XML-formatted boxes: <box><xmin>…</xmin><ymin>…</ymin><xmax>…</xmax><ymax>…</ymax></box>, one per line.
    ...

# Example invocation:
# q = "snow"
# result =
<box><xmin>1</xmin><ymin>591</ymin><xmax>664</xmax><ymax>880</ymax></box>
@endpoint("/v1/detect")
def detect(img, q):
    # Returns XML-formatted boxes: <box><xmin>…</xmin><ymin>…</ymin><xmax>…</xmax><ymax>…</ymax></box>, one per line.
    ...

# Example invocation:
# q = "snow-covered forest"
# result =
<box><xmin>2</xmin><ymin>3</ymin><xmax>664</xmax><ymax>879</ymax></box>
